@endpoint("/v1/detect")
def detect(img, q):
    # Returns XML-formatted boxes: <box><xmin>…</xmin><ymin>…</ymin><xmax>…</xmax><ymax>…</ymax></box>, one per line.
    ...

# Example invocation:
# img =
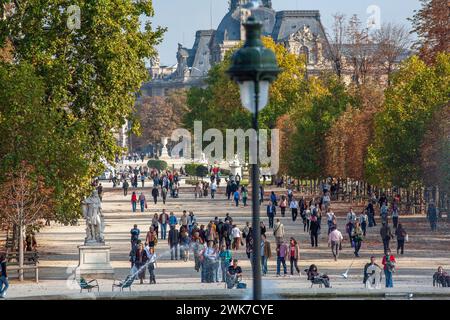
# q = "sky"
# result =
<box><xmin>150</xmin><ymin>0</ymin><xmax>422</xmax><ymax>66</ymax></box>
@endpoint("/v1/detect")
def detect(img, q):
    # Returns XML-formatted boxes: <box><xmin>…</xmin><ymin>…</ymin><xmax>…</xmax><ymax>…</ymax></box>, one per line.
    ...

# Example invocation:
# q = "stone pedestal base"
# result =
<box><xmin>160</xmin><ymin>147</ymin><xmax>171</xmax><ymax>160</ymax></box>
<box><xmin>75</xmin><ymin>245</ymin><xmax>115</xmax><ymax>279</ymax></box>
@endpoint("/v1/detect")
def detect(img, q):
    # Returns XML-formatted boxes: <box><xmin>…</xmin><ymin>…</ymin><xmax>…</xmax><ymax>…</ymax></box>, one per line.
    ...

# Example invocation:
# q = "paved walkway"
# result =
<box><xmin>3</xmin><ymin>184</ymin><xmax>450</xmax><ymax>299</ymax></box>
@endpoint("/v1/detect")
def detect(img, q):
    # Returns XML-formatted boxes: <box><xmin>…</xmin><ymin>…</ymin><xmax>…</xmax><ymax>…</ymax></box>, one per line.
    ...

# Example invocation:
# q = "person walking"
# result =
<box><xmin>270</xmin><ymin>191</ymin><xmax>277</xmax><ymax>206</ymax></box>
<box><xmin>380</xmin><ymin>222</ymin><xmax>393</xmax><ymax>254</ymax></box>
<box><xmin>168</xmin><ymin>225</ymin><xmax>179</xmax><ymax>260</ymax></box>
<box><xmin>276</xmin><ymin>242</ymin><xmax>288</xmax><ymax>277</ymax></box>
<box><xmin>427</xmin><ymin>202</ymin><xmax>438</xmax><ymax>231</ymax></box>
<box><xmin>145</xmin><ymin>246</ymin><xmax>157</xmax><ymax>284</ymax></box>
<box><xmin>346</xmin><ymin>208</ymin><xmax>357</xmax><ymax>246</ymax></box>
<box><xmin>233</xmin><ymin>190</ymin><xmax>240</xmax><ymax>207</ymax></box>
<box><xmin>219</xmin><ymin>244</ymin><xmax>232</xmax><ymax>282</ymax></box>
<box><xmin>187</xmin><ymin>211</ymin><xmax>197</xmax><ymax>236</ymax></box>
<box><xmin>140</xmin><ymin>174</ymin><xmax>145</xmax><ymax>188</ymax></box>
<box><xmin>328</xmin><ymin>226</ymin><xmax>343</xmax><ymax>261</ymax></box>
<box><xmin>151</xmin><ymin>186</ymin><xmax>159</xmax><ymax>205</ymax></box>
<box><xmin>122</xmin><ymin>180</ymin><xmax>129</xmax><ymax>196</ymax></box>
<box><xmin>211</xmin><ymin>180</ymin><xmax>217</xmax><ymax>199</ymax></box>
<box><xmin>159</xmin><ymin>209</ymin><xmax>169</xmax><ymax>240</ymax></box>
<box><xmin>310</xmin><ymin>215</ymin><xmax>320</xmax><ymax>248</ymax></box>
<box><xmin>231</xmin><ymin>225</ymin><xmax>241</xmax><ymax>251</ymax></box>
<box><xmin>260</xmin><ymin>221</ymin><xmax>266</xmax><ymax>237</ymax></box>
<box><xmin>290</xmin><ymin>198</ymin><xmax>298</xmax><ymax>222</ymax></box>
<box><xmin>261</xmin><ymin>234</ymin><xmax>271</xmax><ymax>276</ymax></box>
<box><xmin>151</xmin><ymin>213</ymin><xmax>159</xmax><ymax>239</ymax></box>
<box><xmin>395</xmin><ymin>223</ymin><xmax>407</xmax><ymax>255</ymax></box>
<box><xmin>180</xmin><ymin>211</ymin><xmax>188</xmax><ymax>231</ymax></box>
<box><xmin>138</xmin><ymin>193</ymin><xmax>147</xmax><ymax>212</ymax></box>
<box><xmin>326</xmin><ymin>208</ymin><xmax>336</xmax><ymax>235</ymax></box>
<box><xmin>288</xmin><ymin>238</ymin><xmax>301</xmax><ymax>276</ymax></box>
<box><xmin>192</xmin><ymin>233</ymin><xmax>205</xmax><ymax>274</ymax></box>
<box><xmin>392</xmin><ymin>204</ymin><xmax>399</xmax><ymax>229</ymax></box>
<box><xmin>382</xmin><ymin>249</ymin><xmax>396</xmax><ymax>288</ymax></box>
<box><xmin>0</xmin><ymin>253</ymin><xmax>8</xmax><ymax>298</ymax></box>
<box><xmin>302</xmin><ymin>205</ymin><xmax>311</xmax><ymax>232</ymax></box>
<box><xmin>169</xmin><ymin>211</ymin><xmax>177</xmax><ymax>227</ymax></box>
<box><xmin>366</xmin><ymin>201</ymin><xmax>376</xmax><ymax>227</ymax></box>
<box><xmin>280</xmin><ymin>195</ymin><xmax>287</xmax><ymax>217</ymax></box>
<box><xmin>203</xmin><ymin>241</ymin><xmax>219</xmax><ymax>283</ymax></box>
<box><xmin>131</xmin><ymin>192</ymin><xmax>138</xmax><ymax>213</ymax></box>
<box><xmin>161</xmin><ymin>186</ymin><xmax>168</xmax><ymax>204</ymax></box>
<box><xmin>133</xmin><ymin>242</ymin><xmax>148</xmax><ymax>284</ymax></box>
<box><xmin>273</xmin><ymin>219</ymin><xmax>285</xmax><ymax>246</ymax></box>
<box><xmin>145</xmin><ymin>226</ymin><xmax>158</xmax><ymax>250</ymax></box>
<box><xmin>242</xmin><ymin>187</ymin><xmax>248</xmax><ymax>207</ymax></box>
<box><xmin>267</xmin><ymin>201</ymin><xmax>276</xmax><ymax>229</ymax></box>
<box><xmin>360</xmin><ymin>210</ymin><xmax>368</xmax><ymax>237</ymax></box>
<box><xmin>352</xmin><ymin>221</ymin><xmax>364</xmax><ymax>257</ymax></box>
<box><xmin>130</xmin><ymin>224</ymin><xmax>140</xmax><ymax>250</ymax></box>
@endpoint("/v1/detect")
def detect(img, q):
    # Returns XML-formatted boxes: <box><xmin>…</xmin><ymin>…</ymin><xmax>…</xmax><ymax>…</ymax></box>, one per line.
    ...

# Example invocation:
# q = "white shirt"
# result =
<box><xmin>211</xmin><ymin>182</ymin><xmax>217</xmax><ymax>190</ymax></box>
<box><xmin>290</xmin><ymin>200</ymin><xmax>298</xmax><ymax>209</ymax></box>
<box><xmin>327</xmin><ymin>212</ymin><xmax>335</xmax><ymax>222</ymax></box>
<box><xmin>232</xmin><ymin>227</ymin><xmax>241</xmax><ymax>239</ymax></box>
<box><xmin>347</xmin><ymin>211</ymin><xmax>356</xmax><ymax>223</ymax></box>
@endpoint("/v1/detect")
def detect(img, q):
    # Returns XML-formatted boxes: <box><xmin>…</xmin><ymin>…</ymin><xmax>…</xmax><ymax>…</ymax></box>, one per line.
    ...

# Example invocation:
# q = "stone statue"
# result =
<box><xmin>82</xmin><ymin>190</ymin><xmax>105</xmax><ymax>244</ymax></box>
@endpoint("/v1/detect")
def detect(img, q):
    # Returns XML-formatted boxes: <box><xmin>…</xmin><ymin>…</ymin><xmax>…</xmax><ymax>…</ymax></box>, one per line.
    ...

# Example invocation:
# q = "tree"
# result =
<box><xmin>133</xmin><ymin>90</ymin><xmax>187</xmax><ymax>151</ymax></box>
<box><xmin>0</xmin><ymin>62</ymin><xmax>89</xmax><ymax>225</ymax></box>
<box><xmin>0</xmin><ymin>0</ymin><xmax>165</xmax><ymax>223</ymax></box>
<box><xmin>325</xmin><ymin>84</ymin><xmax>383</xmax><ymax>179</ymax></box>
<box><xmin>410</xmin><ymin>0</ymin><xmax>450</xmax><ymax>64</ymax></box>
<box><xmin>183</xmin><ymin>37</ymin><xmax>307</xmax><ymax>132</ymax></box>
<box><xmin>366</xmin><ymin>53</ymin><xmax>450</xmax><ymax>187</ymax></box>
<box><xmin>345</xmin><ymin>15</ymin><xmax>375</xmax><ymax>86</ymax></box>
<box><xmin>372</xmin><ymin>23</ymin><xmax>411</xmax><ymax>86</ymax></box>
<box><xmin>0</xmin><ymin>162</ymin><xmax>53</xmax><ymax>281</ymax></box>
<box><xmin>287</xmin><ymin>75</ymin><xmax>353</xmax><ymax>179</ymax></box>
<box><xmin>328</xmin><ymin>13</ymin><xmax>346</xmax><ymax>78</ymax></box>
<box><xmin>421</xmin><ymin>102</ymin><xmax>450</xmax><ymax>195</ymax></box>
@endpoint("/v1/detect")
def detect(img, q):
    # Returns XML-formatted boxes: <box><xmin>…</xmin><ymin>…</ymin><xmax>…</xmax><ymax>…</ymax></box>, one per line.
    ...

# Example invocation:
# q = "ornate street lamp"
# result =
<box><xmin>227</xmin><ymin>14</ymin><xmax>280</xmax><ymax>300</ymax></box>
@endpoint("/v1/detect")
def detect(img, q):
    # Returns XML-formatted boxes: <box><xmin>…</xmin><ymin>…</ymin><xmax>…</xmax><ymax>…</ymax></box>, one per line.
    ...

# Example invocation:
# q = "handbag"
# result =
<box><xmin>405</xmin><ymin>234</ymin><xmax>409</xmax><ymax>242</ymax></box>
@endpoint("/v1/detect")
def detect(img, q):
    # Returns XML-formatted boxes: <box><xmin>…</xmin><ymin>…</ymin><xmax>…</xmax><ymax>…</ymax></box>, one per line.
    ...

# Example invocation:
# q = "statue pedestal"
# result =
<box><xmin>160</xmin><ymin>147</ymin><xmax>170</xmax><ymax>160</ymax></box>
<box><xmin>75</xmin><ymin>244</ymin><xmax>114</xmax><ymax>279</ymax></box>
<box><xmin>229</xmin><ymin>164</ymin><xmax>242</xmax><ymax>177</ymax></box>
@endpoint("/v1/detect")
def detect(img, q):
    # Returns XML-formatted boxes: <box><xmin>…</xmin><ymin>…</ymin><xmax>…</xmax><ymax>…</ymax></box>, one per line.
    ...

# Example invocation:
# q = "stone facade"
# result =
<box><xmin>142</xmin><ymin>0</ymin><xmax>406</xmax><ymax>97</ymax></box>
<box><xmin>142</xmin><ymin>1</ymin><xmax>338</xmax><ymax>97</ymax></box>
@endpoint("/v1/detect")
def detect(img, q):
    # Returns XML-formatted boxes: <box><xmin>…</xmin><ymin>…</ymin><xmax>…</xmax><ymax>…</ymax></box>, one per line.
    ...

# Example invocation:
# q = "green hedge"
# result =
<box><xmin>147</xmin><ymin>159</ymin><xmax>168</xmax><ymax>171</ymax></box>
<box><xmin>184</xmin><ymin>163</ymin><xmax>209</xmax><ymax>177</ymax></box>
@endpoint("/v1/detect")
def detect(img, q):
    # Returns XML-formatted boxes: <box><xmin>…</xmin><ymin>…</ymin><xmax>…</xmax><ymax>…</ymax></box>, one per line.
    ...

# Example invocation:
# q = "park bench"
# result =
<box><xmin>78</xmin><ymin>277</ymin><xmax>100</xmax><ymax>293</ymax></box>
<box><xmin>6</xmin><ymin>251</ymin><xmax>39</xmax><ymax>283</ymax></box>
<box><xmin>112</xmin><ymin>275</ymin><xmax>135</xmax><ymax>292</ymax></box>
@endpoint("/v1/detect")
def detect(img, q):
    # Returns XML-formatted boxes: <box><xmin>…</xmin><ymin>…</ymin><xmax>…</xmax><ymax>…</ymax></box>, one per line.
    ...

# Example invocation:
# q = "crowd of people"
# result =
<box><xmin>120</xmin><ymin>174</ymin><xmax>448</xmax><ymax>290</ymax></box>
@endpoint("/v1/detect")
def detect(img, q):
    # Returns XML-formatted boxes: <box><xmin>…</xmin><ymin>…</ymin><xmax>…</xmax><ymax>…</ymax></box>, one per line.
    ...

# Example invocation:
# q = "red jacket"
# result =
<box><xmin>131</xmin><ymin>194</ymin><xmax>137</xmax><ymax>202</ymax></box>
<box><xmin>382</xmin><ymin>254</ymin><xmax>396</xmax><ymax>271</ymax></box>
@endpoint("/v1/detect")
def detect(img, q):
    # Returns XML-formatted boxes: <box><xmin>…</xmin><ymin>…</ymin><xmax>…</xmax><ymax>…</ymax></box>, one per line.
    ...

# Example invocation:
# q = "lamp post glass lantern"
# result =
<box><xmin>227</xmin><ymin>13</ymin><xmax>280</xmax><ymax>300</ymax></box>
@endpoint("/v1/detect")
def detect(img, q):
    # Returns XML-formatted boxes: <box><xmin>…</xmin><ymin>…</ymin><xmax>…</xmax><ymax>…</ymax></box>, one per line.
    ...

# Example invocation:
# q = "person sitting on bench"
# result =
<box><xmin>433</xmin><ymin>266</ymin><xmax>450</xmax><ymax>287</ymax></box>
<box><xmin>306</xmin><ymin>264</ymin><xmax>331</xmax><ymax>288</ymax></box>
<box><xmin>226</xmin><ymin>259</ymin><xmax>242</xmax><ymax>289</ymax></box>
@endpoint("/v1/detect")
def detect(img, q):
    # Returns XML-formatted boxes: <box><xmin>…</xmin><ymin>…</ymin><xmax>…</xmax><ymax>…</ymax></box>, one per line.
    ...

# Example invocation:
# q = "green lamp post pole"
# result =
<box><xmin>227</xmin><ymin>15</ymin><xmax>280</xmax><ymax>300</ymax></box>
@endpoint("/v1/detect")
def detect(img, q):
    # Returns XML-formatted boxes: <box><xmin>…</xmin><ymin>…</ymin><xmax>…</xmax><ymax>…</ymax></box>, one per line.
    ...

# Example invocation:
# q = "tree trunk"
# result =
<box><xmin>19</xmin><ymin>221</ymin><xmax>24</xmax><ymax>281</ymax></box>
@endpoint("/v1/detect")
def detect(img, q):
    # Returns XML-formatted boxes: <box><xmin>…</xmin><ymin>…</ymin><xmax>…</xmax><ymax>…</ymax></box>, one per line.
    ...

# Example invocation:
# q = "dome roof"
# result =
<box><xmin>212</xmin><ymin>6</ymin><xmax>276</xmax><ymax>46</ymax></box>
